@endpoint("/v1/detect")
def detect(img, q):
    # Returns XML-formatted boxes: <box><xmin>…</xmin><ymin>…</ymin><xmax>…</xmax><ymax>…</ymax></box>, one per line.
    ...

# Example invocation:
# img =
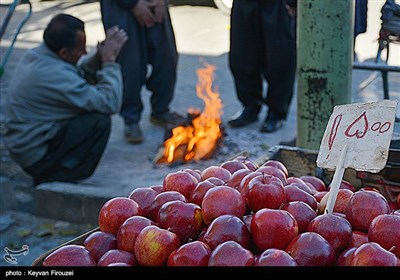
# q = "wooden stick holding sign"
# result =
<box><xmin>324</xmin><ymin>144</ymin><xmax>347</xmax><ymax>214</ymax></box>
<box><xmin>316</xmin><ymin>100</ymin><xmax>398</xmax><ymax>215</ymax></box>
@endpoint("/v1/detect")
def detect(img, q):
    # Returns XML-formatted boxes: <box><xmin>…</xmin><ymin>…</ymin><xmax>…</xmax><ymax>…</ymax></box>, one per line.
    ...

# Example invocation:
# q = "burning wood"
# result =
<box><xmin>156</xmin><ymin>64</ymin><xmax>223</xmax><ymax>164</ymax></box>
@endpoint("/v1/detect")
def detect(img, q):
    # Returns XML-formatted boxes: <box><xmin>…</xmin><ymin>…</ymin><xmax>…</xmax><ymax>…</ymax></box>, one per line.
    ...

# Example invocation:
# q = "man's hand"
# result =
<box><xmin>285</xmin><ymin>4</ymin><xmax>296</xmax><ymax>18</ymax></box>
<box><xmin>98</xmin><ymin>26</ymin><xmax>128</xmax><ymax>63</ymax></box>
<box><xmin>132</xmin><ymin>0</ymin><xmax>156</xmax><ymax>27</ymax></box>
<box><xmin>153</xmin><ymin>0</ymin><xmax>165</xmax><ymax>23</ymax></box>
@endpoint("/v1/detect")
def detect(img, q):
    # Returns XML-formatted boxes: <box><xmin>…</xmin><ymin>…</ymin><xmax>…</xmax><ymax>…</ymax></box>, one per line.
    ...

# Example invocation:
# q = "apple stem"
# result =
<box><xmin>388</xmin><ymin>245</ymin><xmax>396</xmax><ymax>253</ymax></box>
<box><xmin>325</xmin><ymin>144</ymin><xmax>348</xmax><ymax>215</ymax></box>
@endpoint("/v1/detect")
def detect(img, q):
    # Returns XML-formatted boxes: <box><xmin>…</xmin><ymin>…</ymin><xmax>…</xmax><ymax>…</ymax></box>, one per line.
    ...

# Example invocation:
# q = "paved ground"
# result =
<box><xmin>0</xmin><ymin>0</ymin><xmax>399</xmax><ymax>267</ymax></box>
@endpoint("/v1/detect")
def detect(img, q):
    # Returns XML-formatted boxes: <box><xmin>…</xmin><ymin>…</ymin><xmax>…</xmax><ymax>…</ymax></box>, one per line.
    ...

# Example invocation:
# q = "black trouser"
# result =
<box><xmin>100</xmin><ymin>0</ymin><xmax>178</xmax><ymax>124</ymax></box>
<box><xmin>24</xmin><ymin>113</ymin><xmax>111</xmax><ymax>185</ymax></box>
<box><xmin>229</xmin><ymin>0</ymin><xmax>296</xmax><ymax>119</ymax></box>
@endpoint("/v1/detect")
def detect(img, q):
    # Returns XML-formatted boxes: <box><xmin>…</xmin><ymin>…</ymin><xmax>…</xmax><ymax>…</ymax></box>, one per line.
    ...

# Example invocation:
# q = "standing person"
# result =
<box><xmin>228</xmin><ymin>0</ymin><xmax>297</xmax><ymax>133</ymax></box>
<box><xmin>3</xmin><ymin>14</ymin><xmax>128</xmax><ymax>186</ymax></box>
<box><xmin>100</xmin><ymin>0</ymin><xmax>182</xmax><ymax>144</ymax></box>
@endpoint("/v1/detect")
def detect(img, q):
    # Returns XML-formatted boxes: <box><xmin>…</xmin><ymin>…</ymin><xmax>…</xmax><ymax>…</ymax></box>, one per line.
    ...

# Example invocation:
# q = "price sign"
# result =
<box><xmin>317</xmin><ymin>100</ymin><xmax>398</xmax><ymax>173</ymax></box>
<box><xmin>316</xmin><ymin>100</ymin><xmax>398</xmax><ymax>215</ymax></box>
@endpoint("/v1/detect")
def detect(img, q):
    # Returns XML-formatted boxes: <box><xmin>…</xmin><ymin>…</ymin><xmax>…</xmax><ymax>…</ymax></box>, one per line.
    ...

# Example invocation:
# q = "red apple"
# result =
<box><xmin>220</xmin><ymin>160</ymin><xmax>248</xmax><ymax>174</ymax></box>
<box><xmin>345</xmin><ymin>190</ymin><xmax>390</xmax><ymax>232</ymax></box>
<box><xmin>260</xmin><ymin>160</ymin><xmax>289</xmax><ymax>177</ymax></box>
<box><xmin>314</xmin><ymin>191</ymin><xmax>328</xmax><ymax>202</ymax></box>
<box><xmin>226</xmin><ymin>169</ymin><xmax>252</xmax><ymax>189</ymax></box>
<box><xmin>134</xmin><ymin>225</ymin><xmax>180</xmax><ymax>266</ymax></box>
<box><xmin>201</xmin><ymin>165</ymin><xmax>231</xmax><ymax>182</ymax></box>
<box><xmin>307</xmin><ymin>214</ymin><xmax>352</xmax><ymax>256</ymax></box>
<box><xmin>318</xmin><ymin>189</ymin><xmax>353</xmax><ymax>215</ymax></box>
<box><xmin>163</xmin><ymin>170</ymin><xmax>198</xmax><ymax>200</ymax></box>
<box><xmin>117</xmin><ymin>215</ymin><xmax>155</xmax><ymax>254</ymax></box>
<box><xmin>149</xmin><ymin>185</ymin><xmax>163</xmax><ymax>194</ymax></box>
<box><xmin>128</xmin><ymin>187</ymin><xmax>157</xmax><ymax>218</ymax></box>
<box><xmin>157</xmin><ymin>200</ymin><xmax>204</xmax><ymax>243</ymax></box>
<box><xmin>98</xmin><ymin>197</ymin><xmax>142</xmax><ymax>235</ymax></box>
<box><xmin>256</xmin><ymin>165</ymin><xmax>287</xmax><ymax>185</ymax></box>
<box><xmin>83</xmin><ymin>231</ymin><xmax>117</xmax><ymax>262</ymax></box>
<box><xmin>286</xmin><ymin>177</ymin><xmax>315</xmax><ymax>195</ymax></box>
<box><xmin>97</xmin><ymin>249</ymin><xmax>137</xmax><ymax>266</ymax></box>
<box><xmin>350</xmin><ymin>242</ymin><xmax>400</xmax><ymax>266</ymax></box>
<box><xmin>246</xmin><ymin>174</ymin><xmax>286</xmax><ymax>212</ymax></box>
<box><xmin>287</xmin><ymin>177</ymin><xmax>316</xmax><ymax>192</ymax></box>
<box><xmin>337</xmin><ymin>180</ymin><xmax>356</xmax><ymax>192</ymax></box>
<box><xmin>205</xmin><ymin>177</ymin><xmax>225</xmax><ymax>186</ymax></box>
<box><xmin>368</xmin><ymin>214</ymin><xmax>400</xmax><ymax>258</ymax></box>
<box><xmin>286</xmin><ymin>177</ymin><xmax>305</xmax><ymax>185</ymax></box>
<box><xmin>167</xmin><ymin>241</ymin><xmax>211</xmax><ymax>266</ymax></box>
<box><xmin>43</xmin><ymin>245</ymin><xmax>96</xmax><ymax>266</ymax></box>
<box><xmin>251</xmin><ymin>208</ymin><xmax>298</xmax><ymax>252</ymax></box>
<box><xmin>208</xmin><ymin>241</ymin><xmax>254</xmax><ymax>266</ymax></box>
<box><xmin>148</xmin><ymin>191</ymin><xmax>187</xmax><ymax>221</ymax></box>
<box><xmin>236</xmin><ymin>171</ymin><xmax>263</xmax><ymax>198</ymax></box>
<box><xmin>254</xmin><ymin>248</ymin><xmax>298</xmax><ymax>266</ymax></box>
<box><xmin>294</xmin><ymin>184</ymin><xmax>315</xmax><ymax>195</ymax></box>
<box><xmin>280</xmin><ymin>201</ymin><xmax>317</xmax><ymax>233</ymax></box>
<box><xmin>181</xmin><ymin>168</ymin><xmax>202</xmax><ymax>182</ymax></box>
<box><xmin>285</xmin><ymin>232</ymin><xmax>336</xmax><ymax>266</ymax></box>
<box><xmin>349</xmin><ymin>231</ymin><xmax>369</xmax><ymax>248</ymax></box>
<box><xmin>284</xmin><ymin>184</ymin><xmax>318</xmax><ymax>211</ymax></box>
<box><xmin>189</xmin><ymin>180</ymin><xmax>216</xmax><ymax>206</ymax></box>
<box><xmin>234</xmin><ymin>156</ymin><xmax>259</xmax><ymax>171</ymax></box>
<box><xmin>299</xmin><ymin>175</ymin><xmax>326</xmax><ymax>192</ymax></box>
<box><xmin>203</xmin><ymin>214</ymin><xmax>251</xmax><ymax>249</ymax></box>
<box><xmin>201</xmin><ymin>186</ymin><xmax>246</xmax><ymax>225</ymax></box>
<box><xmin>336</xmin><ymin>247</ymin><xmax>356</xmax><ymax>266</ymax></box>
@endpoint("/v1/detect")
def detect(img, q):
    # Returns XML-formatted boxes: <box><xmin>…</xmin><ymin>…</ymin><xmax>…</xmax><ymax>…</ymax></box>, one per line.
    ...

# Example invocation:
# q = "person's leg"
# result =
<box><xmin>24</xmin><ymin>113</ymin><xmax>111</xmax><ymax>185</ymax></box>
<box><xmin>264</xmin><ymin>44</ymin><xmax>296</xmax><ymax>120</ymax></box>
<box><xmin>146</xmin><ymin>7</ymin><xmax>180</xmax><ymax>126</ymax></box>
<box><xmin>100</xmin><ymin>0</ymin><xmax>147</xmax><ymax>142</ymax></box>
<box><xmin>260</xmin><ymin>0</ymin><xmax>296</xmax><ymax>132</ymax></box>
<box><xmin>117</xmin><ymin>27</ymin><xmax>147</xmax><ymax>126</ymax></box>
<box><xmin>228</xmin><ymin>0</ymin><xmax>264</xmax><ymax>127</ymax></box>
<box><xmin>118</xmin><ymin>44</ymin><xmax>147</xmax><ymax>125</ymax></box>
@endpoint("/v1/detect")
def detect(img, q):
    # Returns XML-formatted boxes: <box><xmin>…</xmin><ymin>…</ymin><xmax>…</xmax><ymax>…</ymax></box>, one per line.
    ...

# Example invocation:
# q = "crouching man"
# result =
<box><xmin>4</xmin><ymin>14</ymin><xmax>128</xmax><ymax>185</ymax></box>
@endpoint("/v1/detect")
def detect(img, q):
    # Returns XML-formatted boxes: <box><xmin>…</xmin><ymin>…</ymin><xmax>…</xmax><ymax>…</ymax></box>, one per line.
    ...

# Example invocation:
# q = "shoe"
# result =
<box><xmin>150</xmin><ymin>112</ymin><xmax>186</xmax><ymax>127</ymax></box>
<box><xmin>260</xmin><ymin>111</ymin><xmax>284</xmax><ymax>133</ymax></box>
<box><xmin>228</xmin><ymin>106</ymin><xmax>260</xmax><ymax>128</ymax></box>
<box><xmin>124</xmin><ymin>122</ymin><xmax>143</xmax><ymax>143</ymax></box>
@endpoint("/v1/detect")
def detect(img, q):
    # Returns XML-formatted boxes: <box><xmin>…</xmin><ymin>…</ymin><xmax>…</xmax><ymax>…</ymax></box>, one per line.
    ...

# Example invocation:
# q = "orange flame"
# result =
<box><xmin>162</xmin><ymin>64</ymin><xmax>223</xmax><ymax>163</ymax></box>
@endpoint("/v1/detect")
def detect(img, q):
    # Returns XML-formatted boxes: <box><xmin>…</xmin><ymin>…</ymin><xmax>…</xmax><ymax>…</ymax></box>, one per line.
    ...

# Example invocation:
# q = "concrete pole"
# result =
<box><xmin>296</xmin><ymin>0</ymin><xmax>353</xmax><ymax>150</ymax></box>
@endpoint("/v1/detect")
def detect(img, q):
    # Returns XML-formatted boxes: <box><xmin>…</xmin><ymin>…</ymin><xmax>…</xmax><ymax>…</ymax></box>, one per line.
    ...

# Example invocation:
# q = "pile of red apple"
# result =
<box><xmin>42</xmin><ymin>156</ymin><xmax>400</xmax><ymax>266</ymax></box>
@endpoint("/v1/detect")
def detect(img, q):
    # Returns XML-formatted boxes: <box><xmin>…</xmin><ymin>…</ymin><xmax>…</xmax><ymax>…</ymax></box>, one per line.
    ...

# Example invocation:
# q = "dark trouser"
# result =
<box><xmin>24</xmin><ymin>113</ymin><xmax>111</xmax><ymax>185</ymax></box>
<box><xmin>100</xmin><ymin>0</ymin><xmax>178</xmax><ymax>124</ymax></box>
<box><xmin>229</xmin><ymin>0</ymin><xmax>296</xmax><ymax>119</ymax></box>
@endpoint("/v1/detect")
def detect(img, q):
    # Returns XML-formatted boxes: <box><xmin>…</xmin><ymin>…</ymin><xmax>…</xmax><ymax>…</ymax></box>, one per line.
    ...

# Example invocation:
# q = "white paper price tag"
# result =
<box><xmin>317</xmin><ymin>100</ymin><xmax>398</xmax><ymax>173</ymax></box>
<box><xmin>317</xmin><ymin>100</ymin><xmax>398</xmax><ymax>215</ymax></box>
